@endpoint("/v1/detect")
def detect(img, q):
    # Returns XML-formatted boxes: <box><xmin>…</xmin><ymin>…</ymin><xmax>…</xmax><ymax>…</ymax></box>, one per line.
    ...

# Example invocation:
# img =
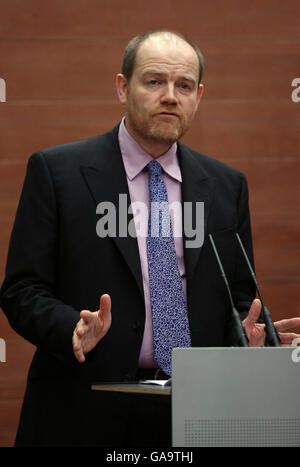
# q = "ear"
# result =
<box><xmin>116</xmin><ymin>73</ymin><xmax>129</xmax><ymax>105</ymax></box>
<box><xmin>197</xmin><ymin>83</ymin><xmax>204</xmax><ymax>105</ymax></box>
<box><xmin>193</xmin><ymin>83</ymin><xmax>204</xmax><ymax>114</ymax></box>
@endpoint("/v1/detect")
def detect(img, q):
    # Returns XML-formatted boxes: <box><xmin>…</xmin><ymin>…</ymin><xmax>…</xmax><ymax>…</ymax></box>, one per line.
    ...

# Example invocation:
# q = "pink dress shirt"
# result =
<box><xmin>118</xmin><ymin>118</ymin><xmax>187</xmax><ymax>367</ymax></box>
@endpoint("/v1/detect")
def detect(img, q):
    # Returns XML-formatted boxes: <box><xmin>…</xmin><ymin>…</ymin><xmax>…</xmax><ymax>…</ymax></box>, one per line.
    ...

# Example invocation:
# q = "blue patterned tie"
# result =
<box><xmin>147</xmin><ymin>159</ymin><xmax>191</xmax><ymax>376</ymax></box>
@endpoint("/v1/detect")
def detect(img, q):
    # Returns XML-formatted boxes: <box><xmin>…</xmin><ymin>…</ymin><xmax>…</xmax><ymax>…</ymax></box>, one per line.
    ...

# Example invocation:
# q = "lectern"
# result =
<box><xmin>172</xmin><ymin>347</ymin><xmax>300</xmax><ymax>447</ymax></box>
<box><xmin>91</xmin><ymin>347</ymin><xmax>300</xmax><ymax>446</ymax></box>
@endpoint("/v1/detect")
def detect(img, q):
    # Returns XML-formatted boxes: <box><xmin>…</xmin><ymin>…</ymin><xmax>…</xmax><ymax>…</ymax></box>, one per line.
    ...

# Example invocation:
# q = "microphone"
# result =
<box><xmin>209</xmin><ymin>234</ymin><xmax>249</xmax><ymax>347</ymax></box>
<box><xmin>235</xmin><ymin>233</ymin><xmax>281</xmax><ymax>347</ymax></box>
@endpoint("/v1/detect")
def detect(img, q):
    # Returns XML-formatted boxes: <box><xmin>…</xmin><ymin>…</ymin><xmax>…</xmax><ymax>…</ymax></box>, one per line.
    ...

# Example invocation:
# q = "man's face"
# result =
<box><xmin>117</xmin><ymin>34</ymin><xmax>203</xmax><ymax>150</ymax></box>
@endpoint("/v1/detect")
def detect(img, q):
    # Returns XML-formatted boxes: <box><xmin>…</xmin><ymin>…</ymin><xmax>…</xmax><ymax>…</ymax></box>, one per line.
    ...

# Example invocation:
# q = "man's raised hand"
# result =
<box><xmin>72</xmin><ymin>294</ymin><xmax>112</xmax><ymax>363</ymax></box>
<box><xmin>243</xmin><ymin>298</ymin><xmax>300</xmax><ymax>347</ymax></box>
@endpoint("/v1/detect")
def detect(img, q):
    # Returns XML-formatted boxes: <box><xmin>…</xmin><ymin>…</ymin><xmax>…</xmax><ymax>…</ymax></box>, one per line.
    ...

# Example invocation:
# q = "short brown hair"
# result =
<box><xmin>121</xmin><ymin>29</ymin><xmax>204</xmax><ymax>85</ymax></box>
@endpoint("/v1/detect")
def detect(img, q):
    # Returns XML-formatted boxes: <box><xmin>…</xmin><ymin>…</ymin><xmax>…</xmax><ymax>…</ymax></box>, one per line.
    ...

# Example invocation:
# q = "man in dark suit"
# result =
<box><xmin>1</xmin><ymin>30</ymin><xmax>299</xmax><ymax>447</ymax></box>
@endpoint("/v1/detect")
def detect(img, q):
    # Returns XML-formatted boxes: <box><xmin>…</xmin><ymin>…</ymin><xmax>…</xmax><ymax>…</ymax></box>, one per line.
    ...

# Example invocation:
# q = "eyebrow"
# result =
<box><xmin>142</xmin><ymin>70</ymin><xmax>197</xmax><ymax>84</ymax></box>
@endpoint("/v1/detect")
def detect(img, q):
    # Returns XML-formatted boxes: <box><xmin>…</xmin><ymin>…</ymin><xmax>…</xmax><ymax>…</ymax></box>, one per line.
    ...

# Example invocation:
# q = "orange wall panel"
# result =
<box><xmin>0</xmin><ymin>0</ymin><xmax>299</xmax><ymax>447</ymax></box>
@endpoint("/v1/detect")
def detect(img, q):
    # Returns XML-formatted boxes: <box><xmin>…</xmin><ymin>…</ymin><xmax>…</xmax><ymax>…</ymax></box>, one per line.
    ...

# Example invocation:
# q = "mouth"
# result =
<box><xmin>156</xmin><ymin>112</ymin><xmax>180</xmax><ymax>118</ymax></box>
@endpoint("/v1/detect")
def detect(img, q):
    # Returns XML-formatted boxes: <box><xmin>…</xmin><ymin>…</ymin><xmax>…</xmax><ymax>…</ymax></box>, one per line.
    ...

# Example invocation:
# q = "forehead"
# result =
<box><xmin>134</xmin><ymin>34</ymin><xmax>199</xmax><ymax>80</ymax></box>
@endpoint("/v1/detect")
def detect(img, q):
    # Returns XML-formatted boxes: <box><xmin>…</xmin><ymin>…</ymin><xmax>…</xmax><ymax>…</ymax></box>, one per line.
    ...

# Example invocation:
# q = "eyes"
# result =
<box><xmin>146</xmin><ymin>78</ymin><xmax>194</xmax><ymax>93</ymax></box>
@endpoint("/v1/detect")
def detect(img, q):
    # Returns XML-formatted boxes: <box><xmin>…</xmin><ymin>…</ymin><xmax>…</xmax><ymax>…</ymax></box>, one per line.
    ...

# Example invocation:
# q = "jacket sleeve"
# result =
<box><xmin>0</xmin><ymin>152</ymin><xmax>80</xmax><ymax>367</ymax></box>
<box><xmin>232</xmin><ymin>174</ymin><xmax>257</xmax><ymax>318</ymax></box>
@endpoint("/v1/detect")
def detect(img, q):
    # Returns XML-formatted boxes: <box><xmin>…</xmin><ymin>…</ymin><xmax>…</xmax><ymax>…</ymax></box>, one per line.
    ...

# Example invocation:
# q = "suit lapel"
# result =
<box><xmin>80</xmin><ymin>127</ymin><xmax>144</xmax><ymax>298</ymax></box>
<box><xmin>178</xmin><ymin>143</ymin><xmax>217</xmax><ymax>283</ymax></box>
<box><xmin>79</xmin><ymin>127</ymin><xmax>217</xmax><ymax>303</ymax></box>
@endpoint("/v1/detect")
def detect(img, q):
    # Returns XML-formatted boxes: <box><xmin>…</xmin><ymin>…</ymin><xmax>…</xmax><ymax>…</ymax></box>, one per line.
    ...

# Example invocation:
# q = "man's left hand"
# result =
<box><xmin>242</xmin><ymin>298</ymin><xmax>300</xmax><ymax>347</ymax></box>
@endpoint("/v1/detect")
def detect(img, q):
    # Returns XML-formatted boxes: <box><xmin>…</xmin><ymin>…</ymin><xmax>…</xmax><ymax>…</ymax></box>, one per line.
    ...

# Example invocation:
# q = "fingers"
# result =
<box><xmin>79</xmin><ymin>309</ymin><xmax>94</xmax><ymax>324</ymax></box>
<box><xmin>243</xmin><ymin>298</ymin><xmax>262</xmax><ymax>327</ymax></box>
<box><xmin>72</xmin><ymin>310</ymin><xmax>92</xmax><ymax>363</ymax></box>
<box><xmin>278</xmin><ymin>332</ymin><xmax>300</xmax><ymax>345</ymax></box>
<box><xmin>274</xmin><ymin>317</ymin><xmax>300</xmax><ymax>332</ymax></box>
<box><xmin>72</xmin><ymin>326</ymin><xmax>86</xmax><ymax>363</ymax></box>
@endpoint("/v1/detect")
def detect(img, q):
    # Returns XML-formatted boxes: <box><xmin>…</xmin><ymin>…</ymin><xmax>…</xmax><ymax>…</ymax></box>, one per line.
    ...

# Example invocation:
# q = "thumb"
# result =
<box><xmin>100</xmin><ymin>293</ymin><xmax>111</xmax><ymax>311</ymax></box>
<box><xmin>243</xmin><ymin>298</ymin><xmax>262</xmax><ymax>327</ymax></box>
<box><xmin>98</xmin><ymin>294</ymin><xmax>112</xmax><ymax>320</ymax></box>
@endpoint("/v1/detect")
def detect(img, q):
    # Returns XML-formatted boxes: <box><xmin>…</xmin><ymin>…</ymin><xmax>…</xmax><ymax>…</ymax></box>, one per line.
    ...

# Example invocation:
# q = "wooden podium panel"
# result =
<box><xmin>91</xmin><ymin>382</ymin><xmax>171</xmax><ymax>396</ymax></box>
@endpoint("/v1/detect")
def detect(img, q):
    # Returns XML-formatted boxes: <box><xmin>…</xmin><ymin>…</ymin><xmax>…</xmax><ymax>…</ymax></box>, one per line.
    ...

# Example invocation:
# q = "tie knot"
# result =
<box><xmin>147</xmin><ymin>160</ymin><xmax>162</xmax><ymax>177</ymax></box>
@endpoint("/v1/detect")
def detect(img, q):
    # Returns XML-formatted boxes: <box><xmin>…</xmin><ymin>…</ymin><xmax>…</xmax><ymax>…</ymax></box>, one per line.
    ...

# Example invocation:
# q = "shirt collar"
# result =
<box><xmin>118</xmin><ymin>117</ymin><xmax>182</xmax><ymax>183</ymax></box>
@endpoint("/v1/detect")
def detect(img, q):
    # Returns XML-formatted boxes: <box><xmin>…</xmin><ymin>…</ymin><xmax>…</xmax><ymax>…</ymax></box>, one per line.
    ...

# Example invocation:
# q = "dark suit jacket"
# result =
<box><xmin>0</xmin><ymin>123</ymin><xmax>256</xmax><ymax>446</ymax></box>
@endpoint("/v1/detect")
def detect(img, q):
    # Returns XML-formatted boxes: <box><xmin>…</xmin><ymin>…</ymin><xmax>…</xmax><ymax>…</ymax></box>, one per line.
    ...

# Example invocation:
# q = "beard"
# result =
<box><xmin>126</xmin><ymin>106</ymin><xmax>189</xmax><ymax>146</ymax></box>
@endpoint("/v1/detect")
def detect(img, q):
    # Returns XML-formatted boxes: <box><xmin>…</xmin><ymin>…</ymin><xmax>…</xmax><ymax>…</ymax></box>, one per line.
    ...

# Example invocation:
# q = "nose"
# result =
<box><xmin>160</xmin><ymin>83</ymin><xmax>178</xmax><ymax>105</ymax></box>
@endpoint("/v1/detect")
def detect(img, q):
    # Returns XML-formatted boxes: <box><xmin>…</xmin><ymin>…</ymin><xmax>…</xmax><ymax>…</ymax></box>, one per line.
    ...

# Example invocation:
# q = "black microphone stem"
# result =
<box><xmin>209</xmin><ymin>234</ymin><xmax>249</xmax><ymax>347</ymax></box>
<box><xmin>235</xmin><ymin>233</ymin><xmax>281</xmax><ymax>347</ymax></box>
